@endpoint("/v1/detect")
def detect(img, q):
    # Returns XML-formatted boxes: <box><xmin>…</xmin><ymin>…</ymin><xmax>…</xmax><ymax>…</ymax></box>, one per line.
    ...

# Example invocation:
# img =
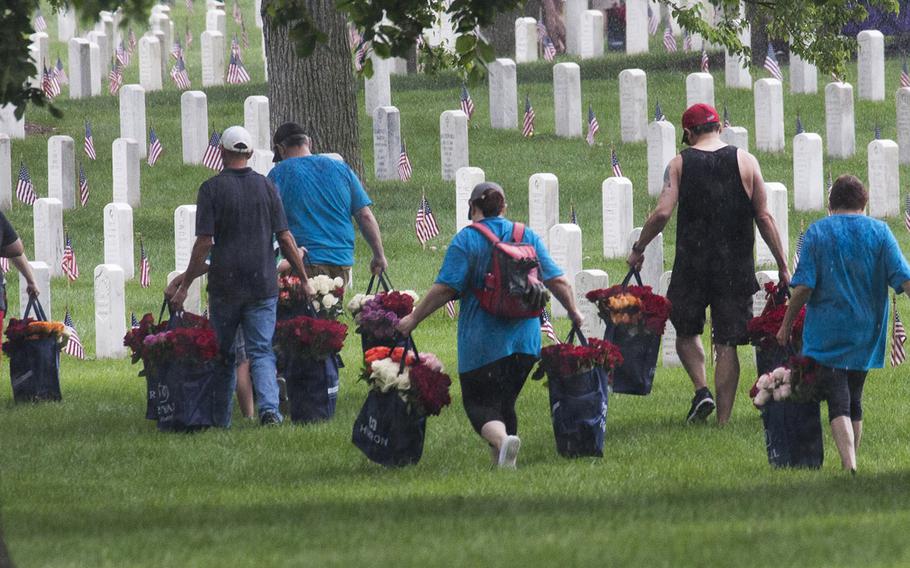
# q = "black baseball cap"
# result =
<box><xmin>272</xmin><ymin>122</ymin><xmax>308</xmax><ymax>162</ymax></box>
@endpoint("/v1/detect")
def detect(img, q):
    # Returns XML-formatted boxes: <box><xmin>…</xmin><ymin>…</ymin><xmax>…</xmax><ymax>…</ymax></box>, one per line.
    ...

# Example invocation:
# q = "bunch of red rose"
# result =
<box><xmin>586</xmin><ymin>285</ymin><xmax>672</xmax><ymax>335</ymax></box>
<box><xmin>141</xmin><ymin>326</ymin><xmax>219</xmax><ymax>366</ymax></box>
<box><xmin>274</xmin><ymin>315</ymin><xmax>348</xmax><ymax>361</ymax></box>
<box><xmin>408</xmin><ymin>364</ymin><xmax>452</xmax><ymax>416</ymax></box>
<box><xmin>746</xmin><ymin>283</ymin><xmax>805</xmax><ymax>348</ymax></box>
<box><xmin>536</xmin><ymin>338</ymin><xmax>624</xmax><ymax>379</ymax></box>
<box><xmin>123</xmin><ymin>313</ymin><xmax>168</xmax><ymax>364</ymax></box>
<box><xmin>373</xmin><ymin>291</ymin><xmax>415</xmax><ymax>318</ymax></box>
<box><xmin>278</xmin><ymin>274</ymin><xmax>308</xmax><ymax>308</ymax></box>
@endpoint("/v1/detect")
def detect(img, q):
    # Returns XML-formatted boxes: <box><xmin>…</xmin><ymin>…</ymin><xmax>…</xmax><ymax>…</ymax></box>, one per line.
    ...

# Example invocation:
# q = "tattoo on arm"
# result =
<box><xmin>663</xmin><ymin>164</ymin><xmax>671</xmax><ymax>185</ymax></box>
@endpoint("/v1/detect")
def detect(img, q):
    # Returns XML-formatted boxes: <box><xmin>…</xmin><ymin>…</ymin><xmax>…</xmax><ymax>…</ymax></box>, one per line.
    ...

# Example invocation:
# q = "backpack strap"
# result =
<box><xmin>467</xmin><ymin>222</ymin><xmax>501</xmax><ymax>244</ymax></box>
<box><xmin>511</xmin><ymin>222</ymin><xmax>526</xmax><ymax>243</ymax></box>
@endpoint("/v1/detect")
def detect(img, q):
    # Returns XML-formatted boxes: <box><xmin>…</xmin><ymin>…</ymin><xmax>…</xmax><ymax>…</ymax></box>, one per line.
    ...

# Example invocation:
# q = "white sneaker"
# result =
<box><xmin>498</xmin><ymin>435</ymin><xmax>521</xmax><ymax>469</ymax></box>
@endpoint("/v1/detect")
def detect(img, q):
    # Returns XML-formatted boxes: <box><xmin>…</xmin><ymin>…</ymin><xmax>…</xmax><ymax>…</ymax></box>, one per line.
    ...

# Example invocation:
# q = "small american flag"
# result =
<box><xmin>826</xmin><ymin>169</ymin><xmax>833</xmax><ymax>201</ymax></box>
<box><xmin>227</xmin><ymin>52</ymin><xmax>251</xmax><ymax>84</ymax></box>
<box><xmin>647</xmin><ymin>5</ymin><xmax>659</xmax><ymax>35</ymax></box>
<box><xmin>148</xmin><ymin>128</ymin><xmax>163</xmax><ymax>166</ymax></box>
<box><xmin>536</xmin><ymin>20</ymin><xmax>548</xmax><ymax>41</ymax></box>
<box><xmin>904</xmin><ymin>195</ymin><xmax>910</xmax><ymax>233</ymax></box>
<box><xmin>874</xmin><ymin>124</ymin><xmax>882</xmax><ymax>140</ymax></box>
<box><xmin>522</xmin><ymin>94</ymin><xmax>535</xmax><ymax>138</ymax></box>
<box><xmin>61</xmin><ymin>234</ymin><xmax>79</xmax><ymax>281</ymax></box>
<box><xmin>902</xmin><ymin>60</ymin><xmax>910</xmax><ymax>89</ymax></box>
<box><xmin>108</xmin><ymin>61</ymin><xmax>123</xmax><ymax>95</ymax></box>
<box><xmin>663</xmin><ymin>25</ymin><xmax>677</xmax><ymax>53</ymax></box>
<box><xmin>654</xmin><ymin>100</ymin><xmax>666</xmax><ymax>122</ymax></box>
<box><xmin>128</xmin><ymin>28</ymin><xmax>137</xmax><ymax>53</ymax></box>
<box><xmin>42</xmin><ymin>64</ymin><xmax>60</xmax><ymax>99</ymax></box>
<box><xmin>241</xmin><ymin>20</ymin><xmax>250</xmax><ymax>49</ymax></box>
<box><xmin>232</xmin><ymin>0</ymin><xmax>242</xmax><ymax>23</ymax></box>
<box><xmin>415</xmin><ymin>195</ymin><xmax>440</xmax><ymax>245</ymax></box>
<box><xmin>796</xmin><ymin>113</ymin><xmax>804</xmax><ymax>135</ymax></box>
<box><xmin>542</xmin><ymin>35</ymin><xmax>557</xmax><ymax>62</ymax></box>
<box><xmin>55</xmin><ymin>57</ymin><xmax>68</xmax><ymax>84</ymax></box>
<box><xmin>0</xmin><ymin>257</ymin><xmax>8</xmax><ymax>273</ymax></box>
<box><xmin>570</xmin><ymin>203</ymin><xmax>578</xmax><ymax>225</ymax></box>
<box><xmin>540</xmin><ymin>308</ymin><xmax>558</xmax><ymax>343</ymax></box>
<box><xmin>16</xmin><ymin>162</ymin><xmax>37</xmax><ymax>206</ymax></box>
<box><xmin>116</xmin><ymin>42</ymin><xmax>129</xmax><ymax>66</ymax></box>
<box><xmin>397</xmin><ymin>139</ymin><xmax>412</xmax><ymax>181</ymax></box>
<box><xmin>139</xmin><ymin>237</ymin><xmax>151</xmax><ymax>288</ymax></box>
<box><xmin>586</xmin><ymin>104</ymin><xmax>599</xmax><ymax>146</ymax></box>
<box><xmin>84</xmin><ymin>122</ymin><xmax>96</xmax><ymax>161</ymax></box>
<box><xmin>763</xmin><ymin>43</ymin><xmax>783</xmax><ymax>82</ymax></box>
<box><xmin>611</xmin><ymin>145</ymin><xmax>624</xmax><ymax>178</ymax></box>
<box><xmin>460</xmin><ymin>84</ymin><xmax>475</xmax><ymax>120</ymax></box>
<box><xmin>63</xmin><ymin>309</ymin><xmax>85</xmax><ymax>360</ymax></box>
<box><xmin>203</xmin><ymin>128</ymin><xmax>224</xmax><ymax>171</ymax></box>
<box><xmin>131</xmin><ymin>311</ymin><xmax>140</xmax><ymax>329</ymax></box>
<box><xmin>683</xmin><ymin>32</ymin><xmax>693</xmax><ymax>52</ymax></box>
<box><xmin>78</xmin><ymin>162</ymin><xmax>89</xmax><ymax>206</ymax></box>
<box><xmin>700</xmin><ymin>49</ymin><xmax>709</xmax><ymax>73</ymax></box>
<box><xmin>723</xmin><ymin>103</ymin><xmax>731</xmax><ymax>127</ymax></box>
<box><xmin>353</xmin><ymin>40</ymin><xmax>369</xmax><ymax>71</ymax></box>
<box><xmin>33</xmin><ymin>10</ymin><xmax>47</xmax><ymax>32</ymax></box>
<box><xmin>171</xmin><ymin>40</ymin><xmax>183</xmax><ymax>60</ymax></box>
<box><xmin>891</xmin><ymin>296</ymin><xmax>906</xmax><ymax>367</ymax></box>
<box><xmin>445</xmin><ymin>300</ymin><xmax>456</xmax><ymax>319</ymax></box>
<box><xmin>171</xmin><ymin>55</ymin><xmax>191</xmax><ymax>89</ymax></box>
<box><xmin>792</xmin><ymin>230</ymin><xmax>804</xmax><ymax>272</ymax></box>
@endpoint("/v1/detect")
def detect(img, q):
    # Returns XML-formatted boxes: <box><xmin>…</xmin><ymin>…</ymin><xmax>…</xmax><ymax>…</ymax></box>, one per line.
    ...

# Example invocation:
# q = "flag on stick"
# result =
<box><xmin>647</xmin><ymin>5</ymin><xmax>659</xmax><ymax>35</ymax></box>
<box><xmin>540</xmin><ymin>308</ymin><xmax>559</xmax><ymax>343</ymax></box>
<box><xmin>148</xmin><ymin>128</ymin><xmax>163</xmax><ymax>166</ymax></box>
<box><xmin>905</xmin><ymin>195</ymin><xmax>910</xmax><ymax>233</ymax></box>
<box><xmin>171</xmin><ymin>55</ymin><xmax>191</xmax><ymax>89</ymax></box>
<box><xmin>792</xmin><ymin>230</ymin><xmax>804</xmax><ymax>272</ymax></box>
<box><xmin>108</xmin><ymin>61</ymin><xmax>123</xmax><ymax>95</ymax></box>
<box><xmin>61</xmin><ymin>233</ymin><xmax>79</xmax><ymax>281</ymax></box>
<box><xmin>63</xmin><ymin>309</ymin><xmax>85</xmax><ymax>360</ymax></box>
<box><xmin>415</xmin><ymin>195</ymin><xmax>440</xmax><ymax>245</ymax></box>
<box><xmin>42</xmin><ymin>64</ymin><xmax>60</xmax><ymax>99</ymax></box>
<box><xmin>722</xmin><ymin>102</ymin><xmax>731</xmax><ymax>127</ymax></box>
<box><xmin>226</xmin><ymin>52</ymin><xmax>251</xmax><ymax>84</ymax></box>
<box><xmin>654</xmin><ymin>100</ymin><xmax>666</xmax><ymax>122</ymax></box>
<box><xmin>84</xmin><ymin>122</ymin><xmax>97</xmax><ymax>160</ymax></box>
<box><xmin>397</xmin><ymin>140</ymin><xmax>412</xmax><ymax>181</ymax></box>
<box><xmin>796</xmin><ymin>112</ymin><xmax>804</xmax><ymax>135</ymax></box>
<box><xmin>663</xmin><ymin>25</ymin><xmax>677</xmax><ymax>52</ymax></box>
<box><xmin>570</xmin><ymin>202</ymin><xmax>578</xmax><ymax>225</ymax></box>
<box><xmin>139</xmin><ymin>237</ymin><xmax>151</xmax><ymax>288</ymax></box>
<box><xmin>16</xmin><ymin>162</ymin><xmax>37</xmax><ymax>206</ymax></box>
<box><xmin>902</xmin><ymin>60</ymin><xmax>910</xmax><ymax>89</ymax></box>
<box><xmin>55</xmin><ymin>56</ymin><xmax>68</xmax><ymax>84</ymax></box>
<box><xmin>700</xmin><ymin>49</ymin><xmax>709</xmax><ymax>73</ymax></box>
<box><xmin>586</xmin><ymin>104</ymin><xmax>599</xmax><ymax>146</ymax></box>
<box><xmin>611</xmin><ymin>145</ymin><xmax>624</xmax><ymax>178</ymax></box>
<box><xmin>460</xmin><ymin>84</ymin><xmax>475</xmax><ymax>120</ymax></box>
<box><xmin>874</xmin><ymin>124</ymin><xmax>882</xmax><ymax>140</ymax></box>
<box><xmin>78</xmin><ymin>162</ymin><xmax>89</xmax><ymax>206</ymax></box>
<box><xmin>763</xmin><ymin>43</ymin><xmax>783</xmax><ymax>82</ymax></box>
<box><xmin>131</xmin><ymin>312</ymin><xmax>140</xmax><ymax>329</ymax></box>
<box><xmin>33</xmin><ymin>10</ymin><xmax>47</xmax><ymax>32</ymax></box>
<box><xmin>891</xmin><ymin>296</ymin><xmax>906</xmax><ymax>366</ymax></box>
<box><xmin>203</xmin><ymin>129</ymin><xmax>224</xmax><ymax>171</ymax></box>
<box><xmin>522</xmin><ymin>94</ymin><xmax>535</xmax><ymax>138</ymax></box>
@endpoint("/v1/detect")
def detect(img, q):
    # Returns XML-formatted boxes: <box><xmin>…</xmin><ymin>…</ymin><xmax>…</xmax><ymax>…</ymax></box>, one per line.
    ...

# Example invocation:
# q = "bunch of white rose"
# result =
<box><xmin>307</xmin><ymin>275</ymin><xmax>346</xmax><ymax>319</ymax></box>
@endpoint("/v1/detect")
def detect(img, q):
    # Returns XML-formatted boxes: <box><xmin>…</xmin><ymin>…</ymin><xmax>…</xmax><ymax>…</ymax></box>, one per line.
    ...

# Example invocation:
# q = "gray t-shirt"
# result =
<box><xmin>195</xmin><ymin>167</ymin><xmax>289</xmax><ymax>301</ymax></box>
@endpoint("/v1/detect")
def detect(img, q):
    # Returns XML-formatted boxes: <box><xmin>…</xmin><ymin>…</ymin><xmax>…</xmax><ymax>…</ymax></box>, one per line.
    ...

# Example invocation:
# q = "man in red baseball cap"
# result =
<box><xmin>627</xmin><ymin>103</ymin><xmax>790</xmax><ymax>425</ymax></box>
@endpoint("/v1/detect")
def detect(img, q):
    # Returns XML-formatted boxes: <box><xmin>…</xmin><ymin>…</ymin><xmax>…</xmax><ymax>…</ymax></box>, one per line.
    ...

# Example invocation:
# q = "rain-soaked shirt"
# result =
<box><xmin>791</xmin><ymin>214</ymin><xmax>910</xmax><ymax>370</ymax></box>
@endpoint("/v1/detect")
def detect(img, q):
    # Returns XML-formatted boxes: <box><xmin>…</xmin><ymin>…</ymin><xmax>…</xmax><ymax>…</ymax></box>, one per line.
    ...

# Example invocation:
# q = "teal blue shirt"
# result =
<box><xmin>435</xmin><ymin>217</ymin><xmax>563</xmax><ymax>373</ymax></box>
<box><xmin>267</xmin><ymin>155</ymin><xmax>372</xmax><ymax>266</ymax></box>
<box><xmin>791</xmin><ymin>215</ymin><xmax>910</xmax><ymax>370</ymax></box>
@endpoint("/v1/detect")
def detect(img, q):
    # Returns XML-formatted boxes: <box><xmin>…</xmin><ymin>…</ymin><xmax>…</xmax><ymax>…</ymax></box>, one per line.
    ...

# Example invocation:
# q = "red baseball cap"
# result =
<box><xmin>681</xmin><ymin>103</ymin><xmax>720</xmax><ymax>144</ymax></box>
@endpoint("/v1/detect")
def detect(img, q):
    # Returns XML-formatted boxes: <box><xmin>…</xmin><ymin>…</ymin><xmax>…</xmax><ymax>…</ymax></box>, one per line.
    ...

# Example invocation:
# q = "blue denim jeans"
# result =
<box><xmin>209</xmin><ymin>295</ymin><xmax>281</xmax><ymax>426</ymax></box>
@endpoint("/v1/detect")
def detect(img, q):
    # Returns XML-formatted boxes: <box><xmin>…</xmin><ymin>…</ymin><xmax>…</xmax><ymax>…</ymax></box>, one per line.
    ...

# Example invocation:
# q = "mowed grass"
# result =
<box><xmin>4</xmin><ymin>5</ymin><xmax>910</xmax><ymax>565</ymax></box>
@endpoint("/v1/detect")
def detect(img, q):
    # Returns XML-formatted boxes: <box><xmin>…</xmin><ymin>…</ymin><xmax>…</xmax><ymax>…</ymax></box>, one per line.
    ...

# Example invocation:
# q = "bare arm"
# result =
<box><xmin>544</xmin><ymin>275</ymin><xmax>583</xmax><ymax>328</ymax></box>
<box><xmin>627</xmin><ymin>157</ymin><xmax>680</xmax><ymax>269</ymax></box>
<box><xmin>354</xmin><ymin>206</ymin><xmax>388</xmax><ymax>275</ymax></box>
<box><xmin>2</xmin><ymin>239</ymin><xmax>38</xmax><ymax>297</ymax></box>
<box><xmin>169</xmin><ymin>236</ymin><xmax>213</xmax><ymax>311</ymax></box>
<box><xmin>749</xmin><ymin>153</ymin><xmax>791</xmax><ymax>286</ymax></box>
<box><xmin>775</xmin><ymin>285</ymin><xmax>812</xmax><ymax>345</ymax></box>
<box><xmin>396</xmin><ymin>283</ymin><xmax>458</xmax><ymax>336</ymax></box>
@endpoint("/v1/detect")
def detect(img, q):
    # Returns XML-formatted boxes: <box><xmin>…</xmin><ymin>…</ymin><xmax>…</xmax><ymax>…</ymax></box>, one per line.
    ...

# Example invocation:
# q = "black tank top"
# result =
<box><xmin>670</xmin><ymin>146</ymin><xmax>759</xmax><ymax>296</ymax></box>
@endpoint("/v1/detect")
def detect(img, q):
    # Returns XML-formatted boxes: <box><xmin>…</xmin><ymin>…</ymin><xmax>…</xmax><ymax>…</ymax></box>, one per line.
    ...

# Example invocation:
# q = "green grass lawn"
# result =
<box><xmin>4</xmin><ymin>4</ymin><xmax>910</xmax><ymax>566</ymax></box>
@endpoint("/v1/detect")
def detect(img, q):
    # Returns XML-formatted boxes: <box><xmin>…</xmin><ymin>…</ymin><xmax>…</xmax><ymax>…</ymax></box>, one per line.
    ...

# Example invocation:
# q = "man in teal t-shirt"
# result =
<box><xmin>267</xmin><ymin>122</ymin><xmax>387</xmax><ymax>283</ymax></box>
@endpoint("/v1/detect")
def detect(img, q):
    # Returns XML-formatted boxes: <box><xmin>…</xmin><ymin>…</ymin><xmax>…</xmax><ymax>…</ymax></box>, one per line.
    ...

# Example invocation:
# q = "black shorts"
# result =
<box><xmin>817</xmin><ymin>366</ymin><xmax>867</xmax><ymax>422</ymax></box>
<box><xmin>667</xmin><ymin>285</ymin><xmax>753</xmax><ymax>346</ymax></box>
<box><xmin>459</xmin><ymin>353</ymin><xmax>537</xmax><ymax>436</ymax></box>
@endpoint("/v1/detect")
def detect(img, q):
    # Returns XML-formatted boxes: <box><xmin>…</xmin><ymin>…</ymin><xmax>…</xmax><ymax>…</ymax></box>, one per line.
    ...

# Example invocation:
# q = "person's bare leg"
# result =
<box><xmin>831</xmin><ymin>416</ymin><xmax>857</xmax><ymax>471</ymax></box>
<box><xmin>852</xmin><ymin>420</ymin><xmax>863</xmax><ymax>453</ymax></box>
<box><xmin>676</xmin><ymin>335</ymin><xmax>707</xmax><ymax>390</ymax></box>
<box><xmin>235</xmin><ymin>361</ymin><xmax>254</xmax><ymax>419</ymax></box>
<box><xmin>481</xmin><ymin>420</ymin><xmax>520</xmax><ymax>468</ymax></box>
<box><xmin>714</xmin><ymin>344</ymin><xmax>740</xmax><ymax>425</ymax></box>
<box><xmin>481</xmin><ymin>421</ymin><xmax>507</xmax><ymax>452</ymax></box>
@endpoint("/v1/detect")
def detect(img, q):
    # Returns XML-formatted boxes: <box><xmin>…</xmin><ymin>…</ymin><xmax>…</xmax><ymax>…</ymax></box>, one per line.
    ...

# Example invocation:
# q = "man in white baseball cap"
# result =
<box><xmin>168</xmin><ymin>125</ymin><xmax>311</xmax><ymax>427</ymax></box>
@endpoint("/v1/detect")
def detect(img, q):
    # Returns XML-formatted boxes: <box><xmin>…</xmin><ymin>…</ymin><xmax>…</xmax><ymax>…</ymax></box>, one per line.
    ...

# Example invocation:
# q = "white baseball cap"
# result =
<box><xmin>220</xmin><ymin>126</ymin><xmax>254</xmax><ymax>152</ymax></box>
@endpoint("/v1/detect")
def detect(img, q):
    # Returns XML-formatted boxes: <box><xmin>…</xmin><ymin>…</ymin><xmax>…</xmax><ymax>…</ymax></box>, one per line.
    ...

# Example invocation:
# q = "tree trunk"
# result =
<box><xmin>481</xmin><ymin>1</ymin><xmax>542</xmax><ymax>57</ymax></box>
<box><xmin>262</xmin><ymin>0</ymin><xmax>363</xmax><ymax>177</ymax></box>
<box><xmin>0</xmin><ymin>523</ymin><xmax>13</xmax><ymax>568</ymax></box>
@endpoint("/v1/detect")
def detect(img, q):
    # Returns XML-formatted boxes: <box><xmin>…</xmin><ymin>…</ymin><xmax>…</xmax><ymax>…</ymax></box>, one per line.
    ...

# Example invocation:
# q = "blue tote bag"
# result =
<box><xmin>9</xmin><ymin>297</ymin><xmax>62</xmax><ymax>403</ymax></box>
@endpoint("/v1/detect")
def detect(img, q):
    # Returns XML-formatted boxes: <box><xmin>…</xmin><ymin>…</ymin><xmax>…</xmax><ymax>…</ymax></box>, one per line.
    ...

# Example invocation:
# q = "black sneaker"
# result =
<box><xmin>686</xmin><ymin>388</ymin><xmax>716</xmax><ymax>423</ymax></box>
<box><xmin>260</xmin><ymin>411</ymin><xmax>282</xmax><ymax>426</ymax></box>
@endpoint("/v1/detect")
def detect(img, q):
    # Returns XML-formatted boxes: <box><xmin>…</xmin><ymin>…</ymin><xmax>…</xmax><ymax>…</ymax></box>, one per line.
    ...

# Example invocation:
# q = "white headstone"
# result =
<box><xmin>29</xmin><ymin>33</ymin><xmax>49</xmax><ymax>88</ymax></box>
<box><xmin>33</xmin><ymin>198</ymin><xmax>64</xmax><ymax>277</ymax></box>
<box><xmin>720</xmin><ymin>126</ymin><xmax>749</xmax><ymax>151</ymax></box>
<box><xmin>364</xmin><ymin>55</ymin><xmax>391</xmax><ymax>118</ymax></box>
<box><xmin>174</xmin><ymin>205</ymin><xmax>196</xmax><ymax>272</ymax></box>
<box><xmin>440</xmin><ymin>110</ymin><xmax>469</xmax><ymax>181</ymax></box>
<box><xmin>0</xmin><ymin>134</ymin><xmax>9</xmax><ymax>211</ymax></box>
<box><xmin>94</xmin><ymin>264</ymin><xmax>127</xmax><ymax>359</ymax></box>
<box><xmin>103</xmin><ymin>203</ymin><xmax>135</xmax><ymax>280</ymax></box>
<box><xmin>181</xmin><ymin>91</ymin><xmax>209</xmax><ymax>165</ymax></box>
<box><xmin>647</xmin><ymin>121</ymin><xmax>676</xmax><ymax>197</ymax></box>
<box><xmin>167</xmin><ymin>270</ymin><xmax>202</xmax><ymax>314</ymax></box>
<box><xmin>565</xmin><ymin>0</ymin><xmax>587</xmax><ymax>56</ymax></box>
<box><xmin>554</xmin><ymin>63</ymin><xmax>582</xmax><ymax>138</ymax></box>
<box><xmin>579</xmin><ymin>10</ymin><xmax>604</xmax><ymax>59</ymax></box>
<box><xmin>629</xmin><ymin>228</ymin><xmax>663</xmax><ymax>289</ymax></box>
<box><xmin>602</xmin><ymin>177</ymin><xmax>634</xmax><ymax>258</ymax></box>
<box><xmin>488</xmin><ymin>58</ymin><xmax>517</xmax><ymax>129</ymax></box>
<box><xmin>658</xmin><ymin>271</ymin><xmax>681</xmax><ymax>366</ymax></box>
<box><xmin>857</xmin><ymin>30</ymin><xmax>885</xmax><ymax>101</ymax></box>
<box><xmin>205</xmin><ymin>9</ymin><xmax>227</xmax><ymax>36</ymax></box>
<box><xmin>867</xmin><ymin>139</ymin><xmax>900</xmax><ymax>218</ymax></box>
<box><xmin>138</xmin><ymin>34</ymin><xmax>162</xmax><ymax>91</ymax></box>
<box><xmin>548</xmin><ymin>224</ymin><xmax>582</xmax><ymax>318</ymax></box>
<box><xmin>793</xmin><ymin>133</ymin><xmax>824</xmax><ymax>211</ymax></box>
<box><xmin>755</xmin><ymin>182</ymin><xmax>789</xmax><ymax>267</ymax></box>
<box><xmin>575</xmin><ymin>269</ymin><xmax>609</xmax><ymax>339</ymax></box>
<box><xmin>753</xmin><ymin>270</ymin><xmax>779</xmax><ymax>317</ymax></box>
<box><xmin>254</xmin><ymin>0</ymin><xmax>263</xmax><ymax>28</ymax></box>
<box><xmin>825</xmin><ymin>82</ymin><xmax>855</xmax><ymax>158</ymax></box>
<box><xmin>372</xmin><ymin>106</ymin><xmax>402</xmax><ymax>181</ymax></box>
<box><xmin>249</xmin><ymin>150</ymin><xmax>274</xmax><ymax>175</ymax></box>
<box><xmin>899</xmin><ymin>88</ymin><xmax>910</xmax><ymax>165</ymax></box>
<box><xmin>112</xmin><ymin>138</ymin><xmax>141</xmax><ymax>207</ymax></box>
<box><xmin>87</xmin><ymin>31</ymin><xmax>110</xmax><ymax>78</ymax></box>
<box><xmin>790</xmin><ymin>51</ymin><xmax>818</xmax><ymax>94</ymax></box>
<box><xmin>625</xmin><ymin>0</ymin><xmax>649</xmax><ymax>55</ymax></box>
<box><xmin>455</xmin><ymin>166</ymin><xmax>485</xmax><ymax>232</ymax></box>
<box><xmin>47</xmin><ymin>136</ymin><xmax>75</xmax><ymax>210</ymax></box>
<box><xmin>243</xmin><ymin>96</ymin><xmax>270</xmax><ymax>151</ymax></box>
<box><xmin>152</xmin><ymin>30</ymin><xmax>168</xmax><ymax>79</ymax></box>
<box><xmin>19</xmin><ymin>262</ymin><xmax>51</xmax><ymax>319</ymax></box>
<box><xmin>88</xmin><ymin>41</ymin><xmax>102</xmax><ymax>96</ymax></box>
<box><xmin>619</xmin><ymin>69</ymin><xmax>648</xmax><ymax>143</ymax></box>
<box><xmin>528</xmin><ymin>173</ymin><xmax>560</xmax><ymax>248</ymax></box>
<box><xmin>390</xmin><ymin>57</ymin><xmax>408</xmax><ymax>75</ymax></box>
<box><xmin>57</xmin><ymin>7</ymin><xmax>77</xmax><ymax>42</ymax></box>
<box><xmin>68</xmin><ymin>38</ymin><xmax>92</xmax><ymax>99</ymax></box>
<box><xmin>754</xmin><ymin>78</ymin><xmax>785</xmax><ymax>152</ymax></box>
<box><xmin>514</xmin><ymin>18</ymin><xmax>537</xmax><ymax>63</ymax></box>
<box><xmin>201</xmin><ymin>31</ymin><xmax>225</xmax><ymax>87</ymax></box>
<box><xmin>0</xmin><ymin>106</ymin><xmax>24</xmax><ymax>140</ymax></box>
<box><xmin>119</xmin><ymin>85</ymin><xmax>147</xmax><ymax>158</ymax></box>
<box><xmin>724</xmin><ymin>25</ymin><xmax>752</xmax><ymax>89</ymax></box>
<box><xmin>686</xmin><ymin>72</ymin><xmax>714</xmax><ymax>108</ymax></box>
